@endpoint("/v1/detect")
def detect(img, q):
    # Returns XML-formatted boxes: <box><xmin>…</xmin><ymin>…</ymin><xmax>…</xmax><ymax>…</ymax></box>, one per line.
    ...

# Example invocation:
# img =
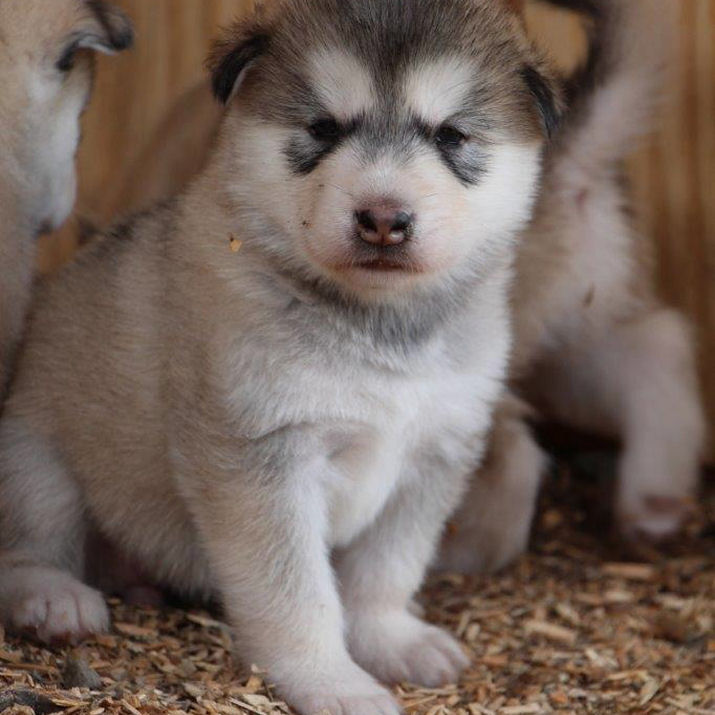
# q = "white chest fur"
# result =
<box><xmin>222</xmin><ymin>273</ymin><xmax>512</xmax><ymax>551</ymax></box>
<box><xmin>322</xmin><ymin>364</ymin><xmax>496</xmax><ymax>548</ymax></box>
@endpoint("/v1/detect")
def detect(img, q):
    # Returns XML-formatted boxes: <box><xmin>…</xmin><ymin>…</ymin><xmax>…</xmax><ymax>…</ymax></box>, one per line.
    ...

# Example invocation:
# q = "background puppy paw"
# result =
<box><xmin>618</xmin><ymin>493</ymin><xmax>697</xmax><ymax>543</ymax></box>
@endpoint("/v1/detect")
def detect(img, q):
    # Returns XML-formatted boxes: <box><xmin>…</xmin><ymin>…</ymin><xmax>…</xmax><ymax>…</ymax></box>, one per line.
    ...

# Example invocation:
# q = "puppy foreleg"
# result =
<box><xmin>338</xmin><ymin>462</ymin><xmax>470</xmax><ymax>688</ymax></box>
<box><xmin>0</xmin><ymin>418</ymin><xmax>109</xmax><ymax>642</ymax></box>
<box><xmin>176</xmin><ymin>431</ymin><xmax>399</xmax><ymax>715</ymax></box>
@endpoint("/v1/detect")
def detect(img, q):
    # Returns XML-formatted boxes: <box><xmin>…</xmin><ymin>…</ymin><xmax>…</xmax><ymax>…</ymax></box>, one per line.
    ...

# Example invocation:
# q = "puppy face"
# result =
<box><xmin>212</xmin><ymin>0</ymin><xmax>559</xmax><ymax>300</ymax></box>
<box><xmin>0</xmin><ymin>0</ymin><xmax>132</xmax><ymax>231</ymax></box>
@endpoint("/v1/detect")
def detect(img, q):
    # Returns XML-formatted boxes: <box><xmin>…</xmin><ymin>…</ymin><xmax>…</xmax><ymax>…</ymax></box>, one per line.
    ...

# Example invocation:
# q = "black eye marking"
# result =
<box><xmin>287</xmin><ymin>116</ymin><xmax>356</xmax><ymax>175</ymax></box>
<box><xmin>308</xmin><ymin>117</ymin><xmax>342</xmax><ymax>143</ymax></box>
<box><xmin>286</xmin><ymin>131</ymin><xmax>340</xmax><ymax>175</ymax></box>
<box><xmin>434</xmin><ymin>125</ymin><xmax>469</xmax><ymax>149</ymax></box>
<box><xmin>420</xmin><ymin>122</ymin><xmax>483</xmax><ymax>186</ymax></box>
<box><xmin>56</xmin><ymin>43</ymin><xmax>79</xmax><ymax>72</ymax></box>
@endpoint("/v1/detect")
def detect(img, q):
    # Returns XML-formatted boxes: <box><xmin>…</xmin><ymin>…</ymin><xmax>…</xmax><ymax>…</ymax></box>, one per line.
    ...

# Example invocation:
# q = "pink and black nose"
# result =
<box><xmin>355</xmin><ymin>205</ymin><xmax>414</xmax><ymax>247</ymax></box>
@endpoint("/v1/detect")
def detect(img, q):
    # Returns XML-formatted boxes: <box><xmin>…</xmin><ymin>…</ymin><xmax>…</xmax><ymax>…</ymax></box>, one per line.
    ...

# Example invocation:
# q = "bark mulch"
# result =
<box><xmin>2</xmin><ymin>449</ymin><xmax>713</xmax><ymax>715</ymax></box>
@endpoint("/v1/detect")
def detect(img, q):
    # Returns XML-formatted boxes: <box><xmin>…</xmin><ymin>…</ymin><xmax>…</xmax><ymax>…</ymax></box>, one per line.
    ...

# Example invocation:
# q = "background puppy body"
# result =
<box><xmin>0</xmin><ymin>2</ymin><xmax>557</xmax><ymax>714</ymax></box>
<box><xmin>0</xmin><ymin>0</ymin><xmax>132</xmax><ymax>401</ymax></box>
<box><xmin>440</xmin><ymin>0</ymin><xmax>706</xmax><ymax>572</ymax></box>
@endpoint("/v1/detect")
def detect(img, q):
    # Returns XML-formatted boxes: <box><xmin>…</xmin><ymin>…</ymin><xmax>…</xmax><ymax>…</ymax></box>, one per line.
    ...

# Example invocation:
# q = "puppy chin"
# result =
<box><xmin>335</xmin><ymin>266</ymin><xmax>423</xmax><ymax>295</ymax></box>
<box><xmin>319</xmin><ymin>257</ymin><xmax>461</xmax><ymax>305</ymax></box>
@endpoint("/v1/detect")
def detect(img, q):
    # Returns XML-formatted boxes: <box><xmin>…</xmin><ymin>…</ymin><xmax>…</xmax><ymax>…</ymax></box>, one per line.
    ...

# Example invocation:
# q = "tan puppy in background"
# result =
<box><xmin>443</xmin><ymin>0</ymin><xmax>706</xmax><ymax>571</ymax></box>
<box><xmin>99</xmin><ymin>0</ymin><xmax>705</xmax><ymax>573</ymax></box>
<box><xmin>0</xmin><ymin>0</ymin><xmax>133</xmax><ymax>400</ymax></box>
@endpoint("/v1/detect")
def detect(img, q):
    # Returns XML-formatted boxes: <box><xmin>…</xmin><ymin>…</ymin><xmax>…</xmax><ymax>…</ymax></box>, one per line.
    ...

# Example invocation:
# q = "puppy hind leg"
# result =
<box><xmin>607</xmin><ymin>310</ymin><xmax>705</xmax><ymax>540</ymax></box>
<box><xmin>0</xmin><ymin>418</ymin><xmax>109</xmax><ymax>643</ymax></box>
<box><xmin>436</xmin><ymin>397</ymin><xmax>546</xmax><ymax>574</ymax></box>
<box><xmin>538</xmin><ymin>309</ymin><xmax>705</xmax><ymax>541</ymax></box>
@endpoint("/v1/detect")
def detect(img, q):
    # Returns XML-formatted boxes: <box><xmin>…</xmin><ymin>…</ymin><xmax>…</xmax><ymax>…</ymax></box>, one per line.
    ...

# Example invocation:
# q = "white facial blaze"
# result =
<box><xmin>307</xmin><ymin>49</ymin><xmax>376</xmax><ymax>121</ymax></box>
<box><xmin>404</xmin><ymin>57</ymin><xmax>476</xmax><ymax>125</ymax></box>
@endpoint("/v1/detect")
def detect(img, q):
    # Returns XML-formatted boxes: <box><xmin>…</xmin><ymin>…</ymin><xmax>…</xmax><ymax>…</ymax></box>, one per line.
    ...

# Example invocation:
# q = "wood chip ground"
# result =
<box><xmin>2</xmin><ymin>452</ymin><xmax>713</xmax><ymax>715</ymax></box>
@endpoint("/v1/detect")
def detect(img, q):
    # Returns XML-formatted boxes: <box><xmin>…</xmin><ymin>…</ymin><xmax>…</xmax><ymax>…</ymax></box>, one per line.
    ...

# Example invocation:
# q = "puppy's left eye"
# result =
<box><xmin>435</xmin><ymin>125</ymin><xmax>468</xmax><ymax>149</ymax></box>
<box><xmin>56</xmin><ymin>44</ymin><xmax>79</xmax><ymax>73</ymax></box>
<box><xmin>309</xmin><ymin>118</ymin><xmax>342</xmax><ymax>143</ymax></box>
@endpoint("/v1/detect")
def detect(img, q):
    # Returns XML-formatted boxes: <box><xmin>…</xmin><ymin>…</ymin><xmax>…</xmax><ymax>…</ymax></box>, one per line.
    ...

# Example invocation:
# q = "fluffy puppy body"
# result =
<box><xmin>0</xmin><ymin>0</ymin><xmax>132</xmax><ymax>399</ymax></box>
<box><xmin>441</xmin><ymin>0</ymin><xmax>706</xmax><ymax>572</ymax></box>
<box><xmin>0</xmin><ymin>1</ymin><xmax>557</xmax><ymax>713</ymax></box>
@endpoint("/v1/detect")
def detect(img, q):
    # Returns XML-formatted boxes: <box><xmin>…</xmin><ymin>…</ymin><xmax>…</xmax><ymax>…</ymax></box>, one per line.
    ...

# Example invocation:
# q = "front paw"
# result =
<box><xmin>279</xmin><ymin>659</ymin><xmax>400</xmax><ymax>715</ymax></box>
<box><xmin>348</xmin><ymin>610</ymin><xmax>469</xmax><ymax>688</ymax></box>
<box><xmin>3</xmin><ymin>568</ymin><xmax>109</xmax><ymax>644</ymax></box>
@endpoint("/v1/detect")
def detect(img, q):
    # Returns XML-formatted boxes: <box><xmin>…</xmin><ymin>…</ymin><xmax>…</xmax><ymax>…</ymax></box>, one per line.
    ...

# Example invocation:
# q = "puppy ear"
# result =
<box><xmin>208</xmin><ymin>31</ymin><xmax>270</xmax><ymax>104</ymax></box>
<box><xmin>208</xmin><ymin>4</ymin><xmax>281</xmax><ymax>106</ymax></box>
<box><xmin>80</xmin><ymin>1</ymin><xmax>134</xmax><ymax>54</ymax></box>
<box><xmin>521</xmin><ymin>65</ymin><xmax>563</xmax><ymax>138</ymax></box>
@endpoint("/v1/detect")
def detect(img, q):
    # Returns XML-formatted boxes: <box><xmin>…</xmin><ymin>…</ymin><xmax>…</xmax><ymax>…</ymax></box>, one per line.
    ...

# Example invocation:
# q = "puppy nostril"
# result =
<box><xmin>391</xmin><ymin>211</ymin><xmax>413</xmax><ymax>233</ymax></box>
<box><xmin>356</xmin><ymin>210</ymin><xmax>378</xmax><ymax>233</ymax></box>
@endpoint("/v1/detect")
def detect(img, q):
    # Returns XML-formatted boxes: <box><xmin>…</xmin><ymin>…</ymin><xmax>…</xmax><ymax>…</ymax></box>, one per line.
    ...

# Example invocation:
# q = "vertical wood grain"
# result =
<box><xmin>629</xmin><ymin>1</ymin><xmax>715</xmax><ymax>455</ymax></box>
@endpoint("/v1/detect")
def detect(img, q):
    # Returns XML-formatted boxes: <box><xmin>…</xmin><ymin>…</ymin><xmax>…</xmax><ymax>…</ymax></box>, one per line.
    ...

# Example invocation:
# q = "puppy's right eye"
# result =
<box><xmin>435</xmin><ymin>125</ymin><xmax>468</xmax><ymax>149</ymax></box>
<box><xmin>308</xmin><ymin>118</ymin><xmax>341</xmax><ymax>143</ymax></box>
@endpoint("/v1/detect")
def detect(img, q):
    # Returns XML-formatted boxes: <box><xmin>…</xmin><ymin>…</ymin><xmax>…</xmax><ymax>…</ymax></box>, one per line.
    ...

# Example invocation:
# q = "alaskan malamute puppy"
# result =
<box><xmin>85</xmin><ymin>0</ymin><xmax>707</xmax><ymax>577</ymax></box>
<box><xmin>0</xmin><ymin>1</ymin><xmax>558</xmax><ymax>713</ymax></box>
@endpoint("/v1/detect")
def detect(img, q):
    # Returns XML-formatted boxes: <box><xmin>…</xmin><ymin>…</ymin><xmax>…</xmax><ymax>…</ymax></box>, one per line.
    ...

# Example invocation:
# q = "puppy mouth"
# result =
<box><xmin>345</xmin><ymin>242</ymin><xmax>423</xmax><ymax>274</ymax></box>
<box><xmin>354</xmin><ymin>258</ymin><xmax>414</xmax><ymax>272</ymax></box>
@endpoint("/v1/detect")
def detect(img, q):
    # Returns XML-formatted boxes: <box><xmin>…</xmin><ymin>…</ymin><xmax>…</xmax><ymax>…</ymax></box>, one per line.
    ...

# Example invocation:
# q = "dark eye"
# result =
<box><xmin>56</xmin><ymin>44</ymin><xmax>79</xmax><ymax>73</ymax></box>
<box><xmin>309</xmin><ymin>118</ymin><xmax>342</xmax><ymax>143</ymax></box>
<box><xmin>435</xmin><ymin>125</ymin><xmax>468</xmax><ymax>149</ymax></box>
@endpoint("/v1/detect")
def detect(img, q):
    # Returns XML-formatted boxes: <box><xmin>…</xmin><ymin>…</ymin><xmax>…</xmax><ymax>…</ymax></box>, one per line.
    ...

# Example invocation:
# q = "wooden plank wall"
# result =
<box><xmin>634</xmin><ymin>1</ymin><xmax>715</xmax><ymax>459</ymax></box>
<box><xmin>39</xmin><ymin>0</ymin><xmax>714</xmax><ymax>453</ymax></box>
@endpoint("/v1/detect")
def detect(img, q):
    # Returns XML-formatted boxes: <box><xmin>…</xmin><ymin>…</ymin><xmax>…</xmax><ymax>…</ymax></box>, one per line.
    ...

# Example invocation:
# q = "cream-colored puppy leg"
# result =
<box><xmin>339</xmin><ymin>467</ymin><xmax>470</xmax><ymax>687</ymax></box>
<box><xmin>0</xmin><ymin>419</ymin><xmax>109</xmax><ymax>642</ymax></box>
<box><xmin>436</xmin><ymin>399</ymin><xmax>545</xmax><ymax>574</ymax></box>
<box><xmin>176</xmin><ymin>434</ymin><xmax>399</xmax><ymax>715</ymax></box>
<box><xmin>536</xmin><ymin>309</ymin><xmax>705</xmax><ymax>540</ymax></box>
<box><xmin>608</xmin><ymin>311</ymin><xmax>705</xmax><ymax>539</ymax></box>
